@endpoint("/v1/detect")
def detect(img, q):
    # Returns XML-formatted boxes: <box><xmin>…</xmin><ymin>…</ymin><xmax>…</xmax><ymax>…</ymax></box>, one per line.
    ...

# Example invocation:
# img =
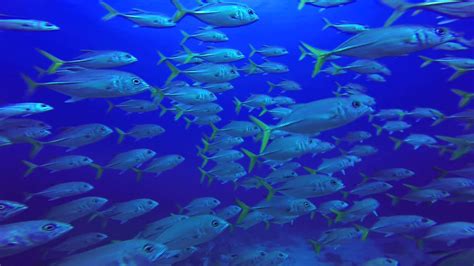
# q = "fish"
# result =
<box><xmin>0</xmin><ymin>17</ymin><xmax>59</xmax><ymax>31</ymax></box>
<box><xmin>342</xmin><ymin>144</ymin><xmax>378</xmax><ymax>157</ymax></box>
<box><xmin>90</xmin><ymin>198</ymin><xmax>159</xmax><ymax>224</ymax></box>
<box><xmin>171</xmin><ymin>0</ymin><xmax>259</xmax><ymax>27</ymax></box>
<box><xmin>0</xmin><ymin>102</ymin><xmax>53</xmax><ymax>119</ymax></box>
<box><xmin>298</xmin><ymin>0</ymin><xmax>355</xmax><ymax>10</ymax></box>
<box><xmin>107</xmin><ymin>99</ymin><xmax>159</xmax><ymax>114</ymax></box>
<box><xmin>180</xmin><ymin>28</ymin><xmax>229</xmax><ymax>45</ymax></box>
<box><xmin>267</xmin><ymin>80</ymin><xmax>302</xmax><ymax>93</ymax></box>
<box><xmin>332</xmin><ymin>130</ymin><xmax>372</xmax><ymax>145</ymax></box>
<box><xmin>45</xmin><ymin>232</ymin><xmax>108</xmax><ymax>257</ymax></box>
<box><xmin>211</xmin><ymin>120</ymin><xmax>260</xmax><ymax>139</ymax></box>
<box><xmin>361</xmin><ymin>168</ymin><xmax>415</xmax><ymax>182</ymax></box>
<box><xmin>389</xmin><ymin>134</ymin><xmax>437</xmax><ymax>150</ymax></box>
<box><xmin>370</xmin><ymin>215</ymin><xmax>436</xmax><ymax>237</ymax></box>
<box><xmin>134</xmin><ymin>154</ymin><xmax>185</xmax><ymax>179</ymax></box>
<box><xmin>407</xmin><ymin>107</ymin><xmax>444</xmax><ymax>121</ymax></box>
<box><xmin>362</xmin><ymin>257</ymin><xmax>399</xmax><ymax>266</ymax></box>
<box><xmin>331</xmin><ymin>198</ymin><xmax>380</xmax><ymax>223</ymax></box>
<box><xmin>137</xmin><ymin>214</ymin><xmax>189</xmax><ymax>240</ymax></box>
<box><xmin>322</xmin><ymin>18</ymin><xmax>369</xmax><ymax>34</ymax></box>
<box><xmin>306</xmin><ymin>155</ymin><xmax>361</xmax><ymax>176</ymax></box>
<box><xmin>301</xmin><ymin>25</ymin><xmax>455</xmax><ymax>76</ymax></box>
<box><xmin>332</xmin><ymin>60</ymin><xmax>392</xmax><ymax>76</ymax></box>
<box><xmin>182</xmin><ymin>45</ymin><xmax>245</xmax><ymax>64</ymax></box>
<box><xmin>366</xmin><ymin>73</ymin><xmax>386</xmax><ymax>82</ymax></box>
<box><xmin>370</xmin><ymin>109</ymin><xmax>408</xmax><ymax>121</ymax></box>
<box><xmin>100</xmin><ymin>1</ymin><xmax>175</xmax><ymax>28</ymax></box>
<box><xmin>308</xmin><ymin>225</ymin><xmax>368</xmax><ymax>254</ymax></box>
<box><xmin>247</xmin><ymin>59</ymin><xmax>289</xmax><ymax>74</ymax></box>
<box><xmin>423</xmin><ymin>221</ymin><xmax>474</xmax><ymax>246</ymax></box>
<box><xmin>387</xmin><ymin>185</ymin><xmax>450</xmax><ymax>206</ymax></box>
<box><xmin>373</xmin><ymin>121</ymin><xmax>411</xmax><ymax>135</ymax></box>
<box><xmin>105</xmin><ymin>148</ymin><xmax>156</xmax><ymax>175</ymax></box>
<box><xmin>0</xmin><ymin>200</ymin><xmax>28</xmax><ymax>222</ymax></box>
<box><xmin>451</xmin><ymin>89</ymin><xmax>474</xmax><ymax>108</ymax></box>
<box><xmin>236</xmin><ymin>211</ymin><xmax>273</xmax><ymax>230</ymax></box>
<box><xmin>25</xmin><ymin>182</ymin><xmax>94</xmax><ymax>201</ymax></box>
<box><xmin>249</xmin><ymin>44</ymin><xmax>288</xmax><ymax>58</ymax></box>
<box><xmin>37</xmin><ymin>49</ymin><xmax>137</xmax><ymax>74</ymax></box>
<box><xmin>54</xmin><ymin>239</ymin><xmax>167</xmax><ymax>266</ymax></box>
<box><xmin>0</xmin><ymin>220</ymin><xmax>73</xmax><ymax>258</ymax></box>
<box><xmin>166</xmin><ymin>62</ymin><xmax>240</xmax><ymax>84</ymax></box>
<box><xmin>114</xmin><ymin>124</ymin><xmax>165</xmax><ymax>144</ymax></box>
<box><xmin>22</xmin><ymin>155</ymin><xmax>101</xmax><ymax>177</ymax></box>
<box><xmin>199</xmin><ymin>149</ymin><xmax>243</xmax><ymax>168</ymax></box>
<box><xmin>346</xmin><ymin>181</ymin><xmax>393</xmax><ymax>197</ymax></box>
<box><xmin>21</xmin><ymin>69</ymin><xmax>151</xmax><ymax>102</ymax></box>
<box><xmin>419</xmin><ymin>56</ymin><xmax>474</xmax><ymax>81</ymax></box>
<box><xmin>45</xmin><ymin>197</ymin><xmax>108</xmax><ymax>223</ymax></box>
<box><xmin>215</xmin><ymin>205</ymin><xmax>242</xmax><ymax>220</ymax></box>
<box><xmin>181</xmin><ymin>197</ymin><xmax>220</xmax><ymax>216</ymax></box>
<box><xmin>233</xmin><ymin>94</ymin><xmax>275</xmax><ymax>115</ymax></box>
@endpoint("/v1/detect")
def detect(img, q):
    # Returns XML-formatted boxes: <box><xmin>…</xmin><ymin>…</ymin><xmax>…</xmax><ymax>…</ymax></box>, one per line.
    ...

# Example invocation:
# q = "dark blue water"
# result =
<box><xmin>1</xmin><ymin>0</ymin><xmax>473</xmax><ymax>265</ymax></box>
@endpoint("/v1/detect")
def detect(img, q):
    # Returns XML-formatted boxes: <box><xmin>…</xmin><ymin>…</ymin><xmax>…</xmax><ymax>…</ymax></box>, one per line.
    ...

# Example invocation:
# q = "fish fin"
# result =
<box><xmin>36</xmin><ymin>49</ymin><xmax>65</xmax><ymax>74</ymax></box>
<box><xmin>181</xmin><ymin>44</ymin><xmax>196</xmax><ymax>64</ymax></box>
<box><xmin>321</xmin><ymin>17</ymin><xmax>332</xmax><ymax>30</ymax></box>
<box><xmin>331</xmin><ymin>209</ymin><xmax>345</xmax><ymax>223</ymax></box>
<box><xmin>198</xmin><ymin>152</ymin><xmax>209</xmax><ymax>168</ymax></box>
<box><xmin>258</xmin><ymin>106</ymin><xmax>268</xmax><ymax>117</ymax></box>
<box><xmin>353</xmin><ymin>224</ymin><xmax>369</xmax><ymax>240</ymax></box>
<box><xmin>419</xmin><ymin>55</ymin><xmax>434</xmax><ymax>68</ymax></box>
<box><xmin>341</xmin><ymin>191</ymin><xmax>349</xmax><ymax>200</ymax></box>
<box><xmin>198</xmin><ymin>167</ymin><xmax>208</xmax><ymax>184</ymax></box>
<box><xmin>298</xmin><ymin>45</ymin><xmax>308</xmax><ymax>61</ymax></box>
<box><xmin>386</xmin><ymin>193</ymin><xmax>400</xmax><ymax>206</ymax></box>
<box><xmin>298</xmin><ymin>0</ymin><xmax>308</xmax><ymax>10</ymax></box>
<box><xmin>448</xmin><ymin>67</ymin><xmax>469</xmax><ymax>82</ymax></box>
<box><xmin>267</xmin><ymin>81</ymin><xmax>276</xmax><ymax>93</ymax></box>
<box><xmin>331</xmin><ymin>136</ymin><xmax>341</xmax><ymax>146</ymax></box>
<box><xmin>132</xmin><ymin>167</ymin><xmax>143</xmax><ymax>182</ymax></box>
<box><xmin>156</xmin><ymin>50</ymin><xmax>168</xmax><ymax>65</ymax></box>
<box><xmin>180</xmin><ymin>30</ymin><xmax>190</xmax><ymax>45</ymax></box>
<box><xmin>22</xmin><ymin>160</ymin><xmax>38</xmax><ymax>177</ymax></box>
<box><xmin>359</xmin><ymin>172</ymin><xmax>369</xmax><ymax>183</ymax></box>
<box><xmin>389</xmin><ymin>136</ymin><xmax>403</xmax><ymax>150</ymax></box>
<box><xmin>171</xmin><ymin>0</ymin><xmax>189</xmax><ymax>22</ymax></box>
<box><xmin>233</xmin><ymin>97</ymin><xmax>242</xmax><ymax>114</ymax></box>
<box><xmin>99</xmin><ymin>1</ymin><xmax>121</xmax><ymax>21</ymax></box>
<box><xmin>114</xmin><ymin>127</ymin><xmax>126</xmax><ymax>144</ymax></box>
<box><xmin>21</xmin><ymin>73</ymin><xmax>40</xmax><ymax>96</ymax></box>
<box><xmin>451</xmin><ymin>88</ymin><xmax>474</xmax><ymax>108</ymax></box>
<box><xmin>303</xmin><ymin>166</ymin><xmax>317</xmax><ymax>174</ymax></box>
<box><xmin>249</xmin><ymin>115</ymin><xmax>272</xmax><ymax>153</ymax></box>
<box><xmin>249</xmin><ymin>44</ymin><xmax>257</xmax><ymax>58</ymax></box>
<box><xmin>241</xmin><ymin>148</ymin><xmax>259</xmax><ymax>173</ymax></box>
<box><xmin>256</xmin><ymin>177</ymin><xmax>276</xmax><ymax>201</ymax></box>
<box><xmin>106</xmin><ymin>100</ymin><xmax>115</xmax><ymax>113</ymax></box>
<box><xmin>431</xmin><ymin>114</ymin><xmax>446</xmax><ymax>126</ymax></box>
<box><xmin>432</xmin><ymin>166</ymin><xmax>448</xmax><ymax>178</ymax></box>
<box><xmin>165</xmin><ymin>61</ymin><xmax>180</xmax><ymax>85</ymax></box>
<box><xmin>300</xmin><ymin>41</ymin><xmax>330</xmax><ymax>77</ymax></box>
<box><xmin>235</xmin><ymin>198</ymin><xmax>251</xmax><ymax>224</ymax></box>
<box><xmin>308</xmin><ymin>239</ymin><xmax>323</xmax><ymax>254</ymax></box>
<box><xmin>90</xmin><ymin>163</ymin><xmax>104</xmax><ymax>179</ymax></box>
<box><xmin>209</xmin><ymin>123</ymin><xmax>219</xmax><ymax>140</ymax></box>
<box><xmin>372</xmin><ymin>123</ymin><xmax>383</xmax><ymax>136</ymax></box>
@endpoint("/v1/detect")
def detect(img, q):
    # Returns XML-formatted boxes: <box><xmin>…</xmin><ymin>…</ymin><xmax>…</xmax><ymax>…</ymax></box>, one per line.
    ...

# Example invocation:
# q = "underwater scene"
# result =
<box><xmin>0</xmin><ymin>0</ymin><xmax>474</xmax><ymax>265</ymax></box>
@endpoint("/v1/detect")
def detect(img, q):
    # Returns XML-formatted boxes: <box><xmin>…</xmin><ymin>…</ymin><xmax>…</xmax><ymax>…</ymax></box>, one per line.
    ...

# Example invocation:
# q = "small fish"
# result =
<box><xmin>299</xmin><ymin>0</ymin><xmax>355</xmax><ymax>10</ymax></box>
<box><xmin>114</xmin><ymin>124</ymin><xmax>165</xmax><ymax>144</ymax></box>
<box><xmin>180</xmin><ymin>28</ymin><xmax>229</xmax><ymax>45</ymax></box>
<box><xmin>136</xmin><ymin>214</ymin><xmax>189</xmax><ymax>239</ymax></box>
<box><xmin>267</xmin><ymin>80</ymin><xmax>302</xmax><ymax>92</ymax></box>
<box><xmin>390</xmin><ymin>134</ymin><xmax>437</xmax><ymax>150</ymax></box>
<box><xmin>90</xmin><ymin>199</ymin><xmax>158</xmax><ymax>224</ymax></box>
<box><xmin>342</xmin><ymin>144</ymin><xmax>378</xmax><ymax>157</ymax></box>
<box><xmin>419</xmin><ymin>56</ymin><xmax>474</xmax><ymax>81</ymax></box>
<box><xmin>361</xmin><ymin>168</ymin><xmax>415</xmax><ymax>182</ymax></box>
<box><xmin>215</xmin><ymin>205</ymin><xmax>242</xmax><ymax>220</ymax></box>
<box><xmin>0</xmin><ymin>220</ymin><xmax>72</xmax><ymax>258</ymax></box>
<box><xmin>366</xmin><ymin>73</ymin><xmax>386</xmax><ymax>83</ymax></box>
<box><xmin>181</xmin><ymin>197</ymin><xmax>221</xmax><ymax>216</ymax></box>
<box><xmin>105</xmin><ymin>148</ymin><xmax>156</xmax><ymax>174</ymax></box>
<box><xmin>236</xmin><ymin>211</ymin><xmax>273</xmax><ymax>230</ymax></box>
<box><xmin>332</xmin><ymin>130</ymin><xmax>372</xmax><ymax>145</ymax></box>
<box><xmin>346</xmin><ymin>181</ymin><xmax>393</xmax><ymax>197</ymax></box>
<box><xmin>322</xmin><ymin>17</ymin><xmax>368</xmax><ymax>34</ymax></box>
<box><xmin>46</xmin><ymin>232</ymin><xmax>108</xmax><ymax>257</ymax></box>
<box><xmin>306</xmin><ymin>155</ymin><xmax>361</xmax><ymax>176</ymax></box>
<box><xmin>45</xmin><ymin>197</ymin><xmax>108</xmax><ymax>223</ymax></box>
<box><xmin>332</xmin><ymin>198</ymin><xmax>380</xmax><ymax>224</ymax></box>
<box><xmin>0</xmin><ymin>17</ymin><xmax>59</xmax><ymax>31</ymax></box>
<box><xmin>247</xmin><ymin>59</ymin><xmax>289</xmax><ymax>74</ymax></box>
<box><xmin>100</xmin><ymin>1</ymin><xmax>175</xmax><ymax>28</ymax></box>
<box><xmin>249</xmin><ymin>44</ymin><xmax>288</xmax><ymax>58</ymax></box>
<box><xmin>0</xmin><ymin>200</ymin><xmax>28</xmax><ymax>222</ymax></box>
<box><xmin>166</xmin><ymin>62</ymin><xmax>240</xmax><ymax>84</ymax></box>
<box><xmin>22</xmin><ymin>155</ymin><xmax>100</xmax><ymax>177</ymax></box>
<box><xmin>373</xmin><ymin>121</ymin><xmax>411</xmax><ymax>135</ymax></box>
<box><xmin>135</xmin><ymin>154</ymin><xmax>185</xmax><ymax>178</ymax></box>
<box><xmin>387</xmin><ymin>185</ymin><xmax>450</xmax><ymax>206</ymax></box>
<box><xmin>308</xmin><ymin>225</ymin><xmax>368</xmax><ymax>254</ymax></box>
<box><xmin>408</xmin><ymin>107</ymin><xmax>444</xmax><ymax>121</ymax></box>
<box><xmin>0</xmin><ymin>103</ymin><xmax>53</xmax><ymax>119</ymax></box>
<box><xmin>370</xmin><ymin>215</ymin><xmax>436</xmax><ymax>237</ymax></box>
<box><xmin>182</xmin><ymin>45</ymin><xmax>245</xmax><ymax>64</ymax></box>
<box><xmin>423</xmin><ymin>221</ymin><xmax>474</xmax><ymax>246</ymax></box>
<box><xmin>25</xmin><ymin>182</ymin><xmax>94</xmax><ymax>202</ymax></box>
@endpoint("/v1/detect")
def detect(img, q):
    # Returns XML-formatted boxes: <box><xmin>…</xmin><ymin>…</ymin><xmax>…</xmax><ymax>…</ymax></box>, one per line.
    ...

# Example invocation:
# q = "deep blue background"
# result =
<box><xmin>0</xmin><ymin>0</ymin><xmax>473</xmax><ymax>265</ymax></box>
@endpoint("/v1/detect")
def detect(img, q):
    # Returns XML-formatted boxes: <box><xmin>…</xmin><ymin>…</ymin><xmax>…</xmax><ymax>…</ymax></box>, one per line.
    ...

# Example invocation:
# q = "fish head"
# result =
<box><xmin>207</xmin><ymin>198</ymin><xmax>221</xmax><ymax>208</ymax></box>
<box><xmin>78</xmin><ymin>156</ymin><xmax>94</xmax><ymax>166</ymax></box>
<box><xmin>142</xmin><ymin>199</ymin><xmax>159</xmax><ymax>210</ymax></box>
<box><xmin>26</xmin><ymin>128</ymin><xmax>51</xmax><ymax>139</ymax></box>
<box><xmin>116</xmin><ymin>52</ymin><xmax>138</xmax><ymax>64</ymax></box>
<box><xmin>231</xmin><ymin>5</ymin><xmax>259</xmax><ymax>25</ymax></box>
<box><xmin>88</xmin><ymin>197</ymin><xmax>108</xmax><ymax>209</ymax></box>
<box><xmin>156</xmin><ymin>17</ymin><xmax>176</xmax><ymax>27</ymax></box>
<box><xmin>402</xmin><ymin>168</ymin><xmax>415</xmax><ymax>177</ymax></box>
<box><xmin>0</xmin><ymin>200</ymin><xmax>27</xmax><ymax>219</ymax></box>
<box><xmin>229</xmin><ymin>205</ymin><xmax>242</xmax><ymax>215</ymax></box>
<box><xmin>93</xmin><ymin>232</ymin><xmax>109</xmax><ymax>241</ymax></box>
<box><xmin>419</xmin><ymin>217</ymin><xmax>436</xmax><ymax>228</ymax></box>
<box><xmin>338</xmin><ymin>200</ymin><xmax>349</xmax><ymax>209</ymax></box>
<box><xmin>35</xmin><ymin>20</ymin><xmax>60</xmax><ymax>31</ymax></box>
<box><xmin>326</xmin><ymin>177</ymin><xmax>345</xmax><ymax>191</ymax></box>
<box><xmin>32</xmin><ymin>103</ymin><xmax>54</xmax><ymax>113</ymax></box>
<box><xmin>426</xmin><ymin>27</ymin><xmax>456</xmax><ymax>46</ymax></box>
<box><xmin>94</xmin><ymin>124</ymin><xmax>114</xmax><ymax>137</ymax></box>
<box><xmin>143</xmin><ymin>149</ymin><xmax>157</xmax><ymax>159</ymax></box>
<box><xmin>293</xmin><ymin>199</ymin><xmax>317</xmax><ymax>214</ymax></box>
<box><xmin>204</xmin><ymin>215</ymin><xmax>230</xmax><ymax>234</ymax></box>
<box><xmin>28</xmin><ymin>220</ymin><xmax>73</xmax><ymax>244</ymax></box>
<box><xmin>137</xmin><ymin>241</ymin><xmax>168</xmax><ymax>262</ymax></box>
<box><xmin>227</xmin><ymin>66</ymin><xmax>240</xmax><ymax>79</ymax></box>
<box><xmin>123</xmin><ymin>74</ymin><xmax>150</xmax><ymax>94</ymax></box>
<box><xmin>231</xmin><ymin>49</ymin><xmax>245</xmax><ymax>60</ymax></box>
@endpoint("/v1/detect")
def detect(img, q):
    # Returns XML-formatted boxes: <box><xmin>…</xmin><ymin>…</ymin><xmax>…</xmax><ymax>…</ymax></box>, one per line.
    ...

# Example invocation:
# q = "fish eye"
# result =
<box><xmin>386</xmin><ymin>259</ymin><xmax>393</xmax><ymax>263</ymax></box>
<box><xmin>147</xmin><ymin>150</ymin><xmax>153</xmax><ymax>154</ymax></box>
<box><xmin>45</xmin><ymin>23</ymin><xmax>53</xmax><ymax>27</ymax></box>
<box><xmin>42</xmin><ymin>223</ymin><xmax>57</xmax><ymax>231</ymax></box>
<box><xmin>40</xmin><ymin>104</ymin><xmax>47</xmax><ymax>108</ymax></box>
<box><xmin>421</xmin><ymin>218</ymin><xmax>429</xmax><ymax>223</ymax></box>
<box><xmin>260</xmin><ymin>251</ymin><xmax>266</xmax><ymax>256</ymax></box>
<box><xmin>211</xmin><ymin>219</ymin><xmax>220</xmax><ymax>227</ymax></box>
<box><xmin>248</xmin><ymin>9</ymin><xmax>254</xmax><ymax>15</ymax></box>
<box><xmin>330</xmin><ymin>180</ymin><xmax>337</xmax><ymax>185</ymax></box>
<box><xmin>435</xmin><ymin>27</ymin><xmax>446</xmax><ymax>36</ymax></box>
<box><xmin>304</xmin><ymin>202</ymin><xmax>309</xmax><ymax>207</ymax></box>
<box><xmin>143</xmin><ymin>244</ymin><xmax>155</xmax><ymax>253</ymax></box>
<box><xmin>230</xmin><ymin>70</ymin><xmax>236</xmax><ymax>74</ymax></box>
<box><xmin>25</xmin><ymin>108</ymin><xmax>31</xmax><ymax>111</ymax></box>
<box><xmin>96</xmin><ymin>234</ymin><xmax>104</xmax><ymax>238</ymax></box>
<box><xmin>125</xmin><ymin>54</ymin><xmax>132</xmax><ymax>58</ymax></box>
<box><xmin>132</xmin><ymin>78</ymin><xmax>141</xmax><ymax>85</ymax></box>
<box><xmin>352</xmin><ymin>101</ymin><xmax>361</xmax><ymax>108</ymax></box>
<box><xmin>0</xmin><ymin>204</ymin><xmax>5</xmax><ymax>210</ymax></box>
<box><xmin>147</xmin><ymin>200</ymin><xmax>154</xmax><ymax>205</ymax></box>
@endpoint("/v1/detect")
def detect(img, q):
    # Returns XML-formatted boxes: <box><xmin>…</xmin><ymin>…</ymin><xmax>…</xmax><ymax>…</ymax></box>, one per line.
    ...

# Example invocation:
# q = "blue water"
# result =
<box><xmin>1</xmin><ymin>0</ymin><xmax>473</xmax><ymax>265</ymax></box>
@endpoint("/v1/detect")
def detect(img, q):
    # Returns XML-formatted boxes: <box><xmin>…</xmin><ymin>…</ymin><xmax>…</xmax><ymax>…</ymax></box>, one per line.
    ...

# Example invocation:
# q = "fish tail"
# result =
<box><xmin>308</xmin><ymin>239</ymin><xmax>323</xmax><ymax>254</ymax></box>
<box><xmin>247</xmin><ymin>58</ymin><xmax>259</xmax><ymax>74</ymax></box>
<box><xmin>201</xmin><ymin>138</ymin><xmax>210</xmax><ymax>153</ymax></box>
<box><xmin>181</xmin><ymin>44</ymin><xmax>196</xmax><ymax>64</ymax></box>
<box><xmin>180</xmin><ymin>30</ymin><xmax>191</xmax><ymax>45</ymax></box>
<box><xmin>235</xmin><ymin>198</ymin><xmax>251</xmax><ymax>224</ymax></box>
<box><xmin>105</xmin><ymin>100</ymin><xmax>115</xmax><ymax>114</ymax></box>
<box><xmin>331</xmin><ymin>209</ymin><xmax>345</xmax><ymax>223</ymax></box>
<box><xmin>258</xmin><ymin>106</ymin><xmax>268</xmax><ymax>117</ymax></box>
<box><xmin>99</xmin><ymin>1</ymin><xmax>120</xmax><ymax>21</ymax></box>
<box><xmin>359</xmin><ymin>172</ymin><xmax>369</xmax><ymax>183</ymax></box>
<box><xmin>132</xmin><ymin>167</ymin><xmax>143</xmax><ymax>182</ymax></box>
<box><xmin>451</xmin><ymin>88</ymin><xmax>474</xmax><ymax>108</ymax></box>
<box><xmin>184</xmin><ymin>117</ymin><xmax>192</xmax><ymax>130</ymax></box>
<box><xmin>338</xmin><ymin>148</ymin><xmax>346</xmax><ymax>155</ymax></box>
<box><xmin>198</xmin><ymin>167</ymin><xmax>208</xmax><ymax>184</ymax></box>
<box><xmin>321</xmin><ymin>17</ymin><xmax>332</xmax><ymax>30</ymax></box>
<box><xmin>249</xmin><ymin>115</ymin><xmax>272</xmax><ymax>153</ymax></box>
<box><xmin>233</xmin><ymin>97</ymin><xmax>242</xmax><ymax>114</ymax></box>
<box><xmin>389</xmin><ymin>136</ymin><xmax>403</xmax><ymax>150</ymax></box>
<box><xmin>156</xmin><ymin>50</ymin><xmax>168</xmax><ymax>65</ymax></box>
<box><xmin>354</xmin><ymin>224</ymin><xmax>369</xmax><ymax>240</ymax></box>
<box><xmin>26</xmin><ymin>138</ymin><xmax>44</xmax><ymax>159</ymax></box>
<box><xmin>298</xmin><ymin>0</ymin><xmax>308</xmax><ymax>10</ymax></box>
<box><xmin>159</xmin><ymin>104</ymin><xmax>169</xmax><ymax>117</ymax></box>
<box><xmin>386</xmin><ymin>193</ymin><xmax>400</xmax><ymax>206</ymax></box>
<box><xmin>21</xmin><ymin>73</ymin><xmax>40</xmax><ymax>96</ymax></box>
<box><xmin>331</xmin><ymin>136</ymin><xmax>341</xmax><ymax>146</ymax></box>
<box><xmin>330</xmin><ymin>62</ymin><xmax>344</xmax><ymax>75</ymax></box>
<box><xmin>114</xmin><ymin>127</ymin><xmax>126</xmax><ymax>144</ymax></box>
<box><xmin>248</xmin><ymin>44</ymin><xmax>257</xmax><ymax>58</ymax></box>
<box><xmin>241</xmin><ymin>148</ymin><xmax>259</xmax><ymax>173</ymax></box>
<box><xmin>298</xmin><ymin>45</ymin><xmax>308</xmax><ymax>61</ymax></box>
<box><xmin>198</xmin><ymin>152</ymin><xmax>209</xmax><ymax>168</ymax></box>
<box><xmin>322</xmin><ymin>214</ymin><xmax>333</xmax><ymax>226</ymax></box>
<box><xmin>382</xmin><ymin>0</ymin><xmax>411</xmax><ymax>27</ymax></box>
<box><xmin>341</xmin><ymin>191</ymin><xmax>349</xmax><ymax>200</ymax></box>
<box><xmin>451</xmin><ymin>146</ymin><xmax>471</xmax><ymax>161</ymax></box>
<box><xmin>303</xmin><ymin>166</ymin><xmax>317</xmax><ymax>174</ymax></box>
<box><xmin>90</xmin><ymin>163</ymin><xmax>104</xmax><ymax>179</ymax></box>
<box><xmin>171</xmin><ymin>0</ymin><xmax>189</xmax><ymax>22</ymax></box>
<box><xmin>372</xmin><ymin>123</ymin><xmax>383</xmax><ymax>136</ymax></box>
<box><xmin>24</xmin><ymin>192</ymin><xmax>34</xmax><ymax>202</ymax></box>
<box><xmin>207</xmin><ymin>123</ymin><xmax>218</xmax><ymax>140</ymax></box>
<box><xmin>33</xmin><ymin>65</ymin><xmax>47</xmax><ymax>78</ymax></box>
<box><xmin>267</xmin><ymin>81</ymin><xmax>276</xmax><ymax>93</ymax></box>
<box><xmin>36</xmin><ymin>49</ymin><xmax>65</xmax><ymax>73</ymax></box>
<box><xmin>256</xmin><ymin>177</ymin><xmax>276</xmax><ymax>201</ymax></box>
<box><xmin>22</xmin><ymin>160</ymin><xmax>38</xmax><ymax>177</ymax></box>
<box><xmin>432</xmin><ymin>166</ymin><xmax>448</xmax><ymax>178</ymax></box>
<box><xmin>165</xmin><ymin>61</ymin><xmax>180</xmax><ymax>84</ymax></box>
<box><xmin>300</xmin><ymin>41</ymin><xmax>330</xmax><ymax>77</ymax></box>
<box><xmin>448</xmin><ymin>67</ymin><xmax>469</xmax><ymax>82</ymax></box>
<box><xmin>173</xmin><ymin>105</ymin><xmax>185</xmax><ymax>121</ymax></box>
<box><xmin>87</xmin><ymin>212</ymin><xmax>102</xmax><ymax>223</ymax></box>
<box><xmin>431</xmin><ymin>115</ymin><xmax>446</xmax><ymax>126</ymax></box>
<box><xmin>419</xmin><ymin>55</ymin><xmax>434</xmax><ymax>68</ymax></box>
